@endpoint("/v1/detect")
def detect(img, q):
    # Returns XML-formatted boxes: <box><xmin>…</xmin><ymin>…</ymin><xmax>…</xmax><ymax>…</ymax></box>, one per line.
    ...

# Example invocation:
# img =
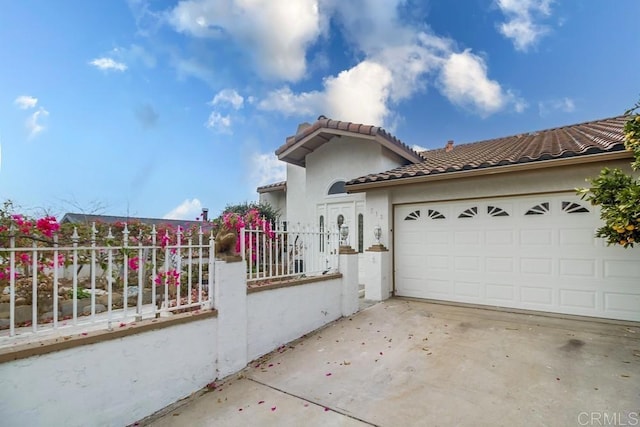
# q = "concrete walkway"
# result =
<box><xmin>144</xmin><ymin>299</ymin><xmax>640</xmax><ymax>427</ymax></box>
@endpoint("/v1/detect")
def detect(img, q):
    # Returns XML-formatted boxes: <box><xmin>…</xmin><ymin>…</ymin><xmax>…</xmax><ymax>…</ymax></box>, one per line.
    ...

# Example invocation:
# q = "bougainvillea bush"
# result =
<box><xmin>0</xmin><ymin>202</ymin><xmax>212</xmax><ymax>328</ymax></box>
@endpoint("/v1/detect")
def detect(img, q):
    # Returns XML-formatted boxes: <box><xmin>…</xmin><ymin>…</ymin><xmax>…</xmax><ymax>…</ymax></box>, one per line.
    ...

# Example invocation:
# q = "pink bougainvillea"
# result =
<box><xmin>154</xmin><ymin>269</ymin><xmax>181</xmax><ymax>287</ymax></box>
<box><xmin>221</xmin><ymin>209</ymin><xmax>275</xmax><ymax>261</ymax></box>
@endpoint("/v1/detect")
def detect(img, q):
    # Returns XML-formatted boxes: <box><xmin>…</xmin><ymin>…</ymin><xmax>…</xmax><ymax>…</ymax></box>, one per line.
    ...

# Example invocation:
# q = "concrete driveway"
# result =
<box><xmin>144</xmin><ymin>299</ymin><xmax>640</xmax><ymax>427</ymax></box>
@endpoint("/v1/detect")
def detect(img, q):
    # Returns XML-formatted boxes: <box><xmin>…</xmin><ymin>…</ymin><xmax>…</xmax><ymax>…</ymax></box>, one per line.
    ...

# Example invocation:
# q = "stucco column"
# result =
<box><xmin>214</xmin><ymin>258</ymin><xmax>247</xmax><ymax>378</ymax></box>
<box><xmin>364</xmin><ymin>244</ymin><xmax>391</xmax><ymax>301</ymax></box>
<box><xmin>339</xmin><ymin>245</ymin><xmax>359</xmax><ymax>316</ymax></box>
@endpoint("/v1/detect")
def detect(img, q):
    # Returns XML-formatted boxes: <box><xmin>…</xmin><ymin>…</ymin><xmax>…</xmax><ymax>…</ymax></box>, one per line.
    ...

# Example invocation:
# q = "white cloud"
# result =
<box><xmin>412</xmin><ymin>144</ymin><xmax>428</xmax><ymax>152</ymax></box>
<box><xmin>259</xmin><ymin>61</ymin><xmax>393</xmax><ymax>126</ymax></box>
<box><xmin>258</xmin><ymin>2</ymin><xmax>521</xmax><ymax>124</ymax></box>
<box><xmin>167</xmin><ymin>1</ymin><xmax>522</xmax><ymax>122</ymax></box>
<box><xmin>495</xmin><ymin>0</ymin><xmax>553</xmax><ymax>51</ymax></box>
<box><xmin>14</xmin><ymin>95</ymin><xmax>38</xmax><ymax>109</ymax></box>
<box><xmin>538</xmin><ymin>97</ymin><xmax>575</xmax><ymax>116</ymax></box>
<box><xmin>250</xmin><ymin>153</ymin><xmax>286</xmax><ymax>188</ymax></box>
<box><xmin>89</xmin><ymin>57</ymin><xmax>128</xmax><ymax>71</ymax></box>
<box><xmin>210</xmin><ymin>89</ymin><xmax>244</xmax><ymax>110</ymax></box>
<box><xmin>163</xmin><ymin>198</ymin><xmax>203</xmax><ymax>220</ymax></box>
<box><xmin>439</xmin><ymin>50</ymin><xmax>525</xmax><ymax>116</ymax></box>
<box><xmin>439</xmin><ymin>50</ymin><xmax>510</xmax><ymax>116</ymax></box>
<box><xmin>168</xmin><ymin>0</ymin><xmax>322</xmax><ymax>81</ymax></box>
<box><xmin>26</xmin><ymin>107</ymin><xmax>49</xmax><ymax>139</ymax></box>
<box><xmin>323</xmin><ymin>61</ymin><xmax>393</xmax><ymax>126</ymax></box>
<box><xmin>258</xmin><ymin>86</ymin><xmax>322</xmax><ymax>117</ymax></box>
<box><xmin>205</xmin><ymin>111</ymin><xmax>232</xmax><ymax>132</ymax></box>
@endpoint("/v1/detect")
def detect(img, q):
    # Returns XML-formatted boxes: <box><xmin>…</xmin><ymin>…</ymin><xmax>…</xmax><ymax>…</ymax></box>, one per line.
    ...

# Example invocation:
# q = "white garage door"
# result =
<box><xmin>394</xmin><ymin>193</ymin><xmax>640</xmax><ymax>321</ymax></box>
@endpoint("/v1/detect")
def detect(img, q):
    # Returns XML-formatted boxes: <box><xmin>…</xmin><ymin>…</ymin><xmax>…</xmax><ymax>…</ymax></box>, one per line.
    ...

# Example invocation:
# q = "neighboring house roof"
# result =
<box><xmin>61</xmin><ymin>213</ymin><xmax>209</xmax><ymax>231</ymax></box>
<box><xmin>257</xmin><ymin>181</ymin><xmax>287</xmax><ymax>193</ymax></box>
<box><xmin>275</xmin><ymin>115</ymin><xmax>424</xmax><ymax>167</ymax></box>
<box><xmin>347</xmin><ymin>115</ymin><xmax>631</xmax><ymax>190</ymax></box>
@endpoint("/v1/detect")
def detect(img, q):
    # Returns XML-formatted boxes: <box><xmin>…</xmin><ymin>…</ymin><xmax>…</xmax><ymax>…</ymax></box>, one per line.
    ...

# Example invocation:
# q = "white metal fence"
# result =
<box><xmin>0</xmin><ymin>224</ymin><xmax>214</xmax><ymax>340</ymax></box>
<box><xmin>242</xmin><ymin>223</ymin><xmax>341</xmax><ymax>282</ymax></box>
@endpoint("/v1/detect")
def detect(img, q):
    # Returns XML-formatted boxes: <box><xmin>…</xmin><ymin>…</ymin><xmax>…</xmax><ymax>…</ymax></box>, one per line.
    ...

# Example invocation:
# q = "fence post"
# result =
<box><xmin>214</xmin><ymin>257</ymin><xmax>248</xmax><ymax>378</ymax></box>
<box><xmin>364</xmin><ymin>243</ymin><xmax>391</xmax><ymax>301</ymax></box>
<box><xmin>338</xmin><ymin>239</ymin><xmax>359</xmax><ymax>317</ymax></box>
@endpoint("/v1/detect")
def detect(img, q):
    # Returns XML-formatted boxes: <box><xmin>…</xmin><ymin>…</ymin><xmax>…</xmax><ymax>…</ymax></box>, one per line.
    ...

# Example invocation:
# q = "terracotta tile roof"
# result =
<box><xmin>275</xmin><ymin>115</ymin><xmax>424</xmax><ymax>166</ymax></box>
<box><xmin>257</xmin><ymin>181</ymin><xmax>287</xmax><ymax>193</ymax></box>
<box><xmin>347</xmin><ymin>115</ymin><xmax>630</xmax><ymax>186</ymax></box>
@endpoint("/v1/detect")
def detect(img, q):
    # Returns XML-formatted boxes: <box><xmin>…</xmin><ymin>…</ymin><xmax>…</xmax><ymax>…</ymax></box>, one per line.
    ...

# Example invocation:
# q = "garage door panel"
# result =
<box><xmin>486</xmin><ymin>283</ymin><xmax>515</xmax><ymax>301</ymax></box>
<box><xmin>604</xmin><ymin>293</ymin><xmax>640</xmax><ymax>314</ymax></box>
<box><xmin>454</xmin><ymin>281</ymin><xmax>482</xmax><ymax>298</ymax></box>
<box><xmin>559</xmin><ymin>228</ymin><xmax>597</xmax><ymax>246</ymax></box>
<box><xmin>454</xmin><ymin>230</ymin><xmax>481</xmax><ymax>245</ymax></box>
<box><xmin>486</xmin><ymin>257</ymin><xmax>514</xmax><ymax>273</ymax></box>
<box><xmin>427</xmin><ymin>255</ymin><xmax>449</xmax><ymax>270</ymax></box>
<box><xmin>396</xmin><ymin>230</ymin><xmax>423</xmax><ymax>245</ymax></box>
<box><xmin>559</xmin><ymin>259</ymin><xmax>596</xmax><ymax>277</ymax></box>
<box><xmin>454</xmin><ymin>256</ymin><xmax>481</xmax><ymax>271</ymax></box>
<box><xmin>559</xmin><ymin>289</ymin><xmax>597</xmax><ymax>309</ymax></box>
<box><xmin>425</xmin><ymin>231</ymin><xmax>449</xmax><ymax>245</ymax></box>
<box><xmin>520</xmin><ymin>286</ymin><xmax>553</xmax><ymax>305</ymax></box>
<box><xmin>424</xmin><ymin>279</ymin><xmax>451</xmax><ymax>296</ymax></box>
<box><xmin>394</xmin><ymin>194</ymin><xmax>640</xmax><ymax>321</ymax></box>
<box><xmin>485</xmin><ymin>229</ymin><xmax>514</xmax><ymax>245</ymax></box>
<box><xmin>604</xmin><ymin>260</ymin><xmax>640</xmax><ymax>279</ymax></box>
<box><xmin>520</xmin><ymin>229</ymin><xmax>553</xmax><ymax>245</ymax></box>
<box><xmin>520</xmin><ymin>258</ymin><xmax>553</xmax><ymax>275</ymax></box>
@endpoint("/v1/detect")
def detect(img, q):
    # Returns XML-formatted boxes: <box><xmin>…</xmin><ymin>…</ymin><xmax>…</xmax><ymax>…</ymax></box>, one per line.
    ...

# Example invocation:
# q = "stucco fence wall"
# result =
<box><xmin>0</xmin><ymin>252</ymin><xmax>360</xmax><ymax>427</ymax></box>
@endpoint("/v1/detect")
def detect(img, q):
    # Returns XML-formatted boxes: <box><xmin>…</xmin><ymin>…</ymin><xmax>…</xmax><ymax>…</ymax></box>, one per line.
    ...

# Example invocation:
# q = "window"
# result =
<box><xmin>487</xmin><ymin>206</ymin><xmax>509</xmax><ymax>217</ymax></box>
<box><xmin>404</xmin><ymin>210</ymin><xmax>420</xmax><ymax>220</ymax></box>
<box><xmin>358</xmin><ymin>214</ymin><xmax>364</xmax><ymax>253</ymax></box>
<box><xmin>562</xmin><ymin>201</ymin><xmax>589</xmax><ymax>213</ymax></box>
<box><xmin>328</xmin><ymin>181</ymin><xmax>346</xmax><ymax>195</ymax></box>
<box><xmin>525</xmin><ymin>202</ymin><xmax>550</xmax><ymax>215</ymax></box>
<box><xmin>337</xmin><ymin>214</ymin><xmax>344</xmax><ymax>228</ymax></box>
<box><xmin>427</xmin><ymin>209</ymin><xmax>445</xmax><ymax>219</ymax></box>
<box><xmin>458</xmin><ymin>206</ymin><xmax>478</xmax><ymax>218</ymax></box>
<box><xmin>319</xmin><ymin>215</ymin><xmax>325</xmax><ymax>252</ymax></box>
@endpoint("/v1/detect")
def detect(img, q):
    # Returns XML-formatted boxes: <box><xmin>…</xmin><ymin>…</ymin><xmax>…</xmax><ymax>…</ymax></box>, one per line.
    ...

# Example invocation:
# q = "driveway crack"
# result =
<box><xmin>246</xmin><ymin>377</ymin><xmax>380</xmax><ymax>426</ymax></box>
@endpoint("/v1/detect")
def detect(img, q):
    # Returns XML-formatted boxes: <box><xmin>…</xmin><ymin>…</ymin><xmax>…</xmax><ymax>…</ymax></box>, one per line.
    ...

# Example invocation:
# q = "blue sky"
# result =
<box><xmin>1</xmin><ymin>0</ymin><xmax>639</xmax><ymax>220</ymax></box>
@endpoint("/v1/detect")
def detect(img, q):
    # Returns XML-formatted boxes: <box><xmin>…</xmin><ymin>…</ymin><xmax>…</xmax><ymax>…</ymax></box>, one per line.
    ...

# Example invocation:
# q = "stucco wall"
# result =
<box><xmin>285</xmin><ymin>163</ymin><xmax>307</xmax><ymax>226</ymax></box>
<box><xmin>259</xmin><ymin>190</ymin><xmax>287</xmax><ymax>222</ymax></box>
<box><xmin>247</xmin><ymin>278</ymin><xmax>343</xmax><ymax>361</ymax></box>
<box><xmin>0</xmin><ymin>316</ymin><xmax>218</xmax><ymax>427</ymax></box>
<box><xmin>284</xmin><ymin>135</ymin><xmax>407</xmax><ymax>228</ymax></box>
<box><xmin>305</xmin><ymin>136</ymin><xmax>400</xmax><ymax>208</ymax></box>
<box><xmin>389</xmin><ymin>159</ymin><xmax>634</xmax><ymax>204</ymax></box>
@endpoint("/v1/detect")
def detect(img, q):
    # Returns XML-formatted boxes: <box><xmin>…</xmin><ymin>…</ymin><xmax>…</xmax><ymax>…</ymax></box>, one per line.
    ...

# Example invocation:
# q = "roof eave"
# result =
<box><xmin>346</xmin><ymin>150</ymin><xmax>633</xmax><ymax>193</ymax></box>
<box><xmin>257</xmin><ymin>184</ymin><xmax>287</xmax><ymax>194</ymax></box>
<box><xmin>373</xmin><ymin>134</ymin><xmax>424</xmax><ymax>164</ymax></box>
<box><xmin>277</xmin><ymin>128</ymin><xmax>422</xmax><ymax>167</ymax></box>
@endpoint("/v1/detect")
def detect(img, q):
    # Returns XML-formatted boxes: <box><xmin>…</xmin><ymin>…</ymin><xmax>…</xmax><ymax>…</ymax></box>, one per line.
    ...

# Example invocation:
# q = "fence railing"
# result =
<box><xmin>242</xmin><ymin>223</ymin><xmax>341</xmax><ymax>282</ymax></box>
<box><xmin>0</xmin><ymin>223</ymin><xmax>214</xmax><ymax>340</ymax></box>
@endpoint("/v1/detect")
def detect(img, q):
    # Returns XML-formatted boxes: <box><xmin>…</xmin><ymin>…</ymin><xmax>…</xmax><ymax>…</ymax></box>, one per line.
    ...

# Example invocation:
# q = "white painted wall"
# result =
<box><xmin>387</xmin><ymin>160</ymin><xmax>635</xmax><ymax>205</ymax></box>
<box><xmin>285</xmin><ymin>163</ymin><xmax>307</xmax><ymax>226</ymax></box>
<box><xmin>284</xmin><ymin>135</ymin><xmax>407</xmax><ymax>228</ymax></box>
<box><xmin>247</xmin><ymin>278</ymin><xmax>342</xmax><ymax>361</ymax></box>
<box><xmin>259</xmin><ymin>190</ymin><xmax>287</xmax><ymax>222</ymax></box>
<box><xmin>0</xmin><ymin>317</ymin><xmax>217</xmax><ymax>427</ymax></box>
<box><xmin>0</xmin><ymin>252</ymin><xmax>361</xmax><ymax>427</ymax></box>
